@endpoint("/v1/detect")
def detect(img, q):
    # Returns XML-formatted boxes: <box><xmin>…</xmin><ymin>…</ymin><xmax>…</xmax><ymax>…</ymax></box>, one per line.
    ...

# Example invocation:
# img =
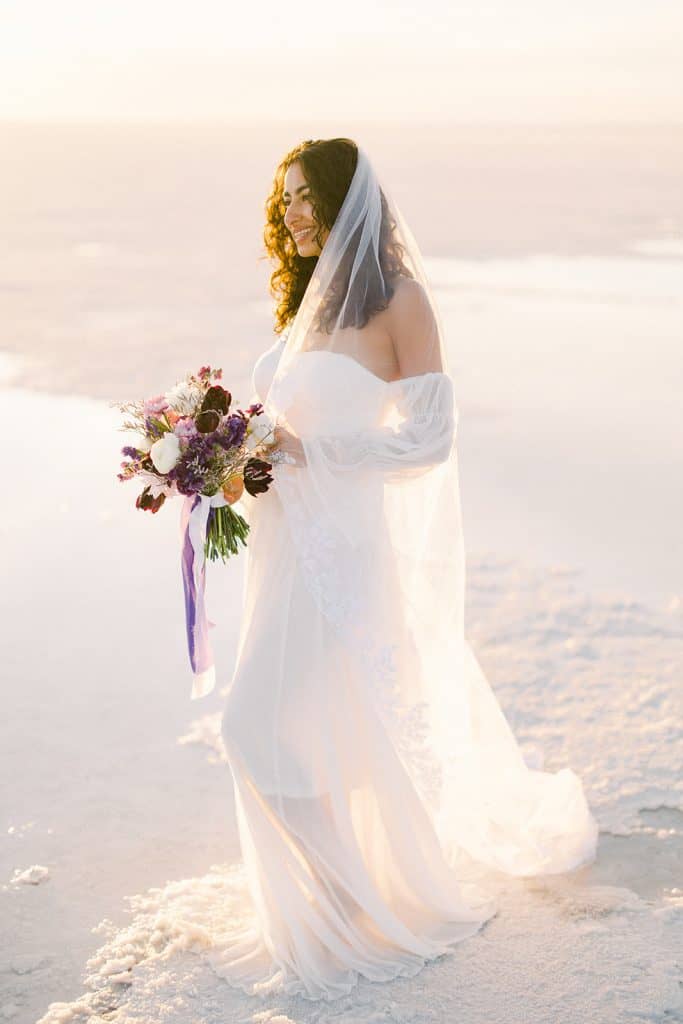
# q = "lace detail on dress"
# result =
<box><xmin>273</xmin><ymin>473</ymin><xmax>365</xmax><ymax>629</ymax></box>
<box><xmin>358</xmin><ymin>633</ymin><xmax>443</xmax><ymax>816</ymax></box>
<box><xmin>273</xmin><ymin>465</ymin><xmax>443</xmax><ymax>816</ymax></box>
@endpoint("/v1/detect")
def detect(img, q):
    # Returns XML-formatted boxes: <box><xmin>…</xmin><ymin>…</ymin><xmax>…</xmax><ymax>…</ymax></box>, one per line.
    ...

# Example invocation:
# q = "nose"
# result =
<box><xmin>284</xmin><ymin>200</ymin><xmax>306</xmax><ymax>231</ymax></box>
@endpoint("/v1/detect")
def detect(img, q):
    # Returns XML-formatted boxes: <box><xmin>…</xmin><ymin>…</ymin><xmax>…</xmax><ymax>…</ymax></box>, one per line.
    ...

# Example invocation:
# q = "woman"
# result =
<box><xmin>209</xmin><ymin>138</ymin><xmax>598</xmax><ymax>1001</ymax></box>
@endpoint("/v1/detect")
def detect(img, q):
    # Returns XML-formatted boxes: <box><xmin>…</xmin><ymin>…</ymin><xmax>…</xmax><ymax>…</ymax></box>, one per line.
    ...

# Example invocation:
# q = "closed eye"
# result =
<box><xmin>284</xmin><ymin>193</ymin><xmax>311</xmax><ymax>207</ymax></box>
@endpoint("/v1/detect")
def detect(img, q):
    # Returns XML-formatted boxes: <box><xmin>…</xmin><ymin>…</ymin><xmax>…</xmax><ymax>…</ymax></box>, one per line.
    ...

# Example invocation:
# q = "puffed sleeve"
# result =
<box><xmin>301</xmin><ymin>372</ymin><xmax>457</xmax><ymax>482</ymax></box>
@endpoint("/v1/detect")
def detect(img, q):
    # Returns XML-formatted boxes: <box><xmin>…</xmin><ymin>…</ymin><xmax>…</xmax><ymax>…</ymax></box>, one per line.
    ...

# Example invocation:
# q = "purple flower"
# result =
<box><xmin>145</xmin><ymin>416</ymin><xmax>166</xmax><ymax>439</ymax></box>
<box><xmin>121</xmin><ymin>445</ymin><xmax>140</xmax><ymax>458</ymax></box>
<box><xmin>173</xmin><ymin>416</ymin><xmax>198</xmax><ymax>440</ymax></box>
<box><xmin>215</xmin><ymin>413</ymin><xmax>247</xmax><ymax>451</ymax></box>
<box><xmin>168</xmin><ymin>462</ymin><xmax>206</xmax><ymax>495</ymax></box>
<box><xmin>167</xmin><ymin>433</ymin><xmax>214</xmax><ymax>495</ymax></box>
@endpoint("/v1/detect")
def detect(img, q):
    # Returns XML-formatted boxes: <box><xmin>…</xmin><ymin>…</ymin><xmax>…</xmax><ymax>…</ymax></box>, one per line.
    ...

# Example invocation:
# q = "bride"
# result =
<box><xmin>209</xmin><ymin>137</ymin><xmax>598</xmax><ymax>1001</ymax></box>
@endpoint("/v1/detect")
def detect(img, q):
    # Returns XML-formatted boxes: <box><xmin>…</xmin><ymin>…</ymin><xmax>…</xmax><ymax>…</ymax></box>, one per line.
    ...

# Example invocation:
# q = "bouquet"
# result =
<box><xmin>112</xmin><ymin>365</ymin><xmax>281</xmax><ymax>700</ymax></box>
<box><xmin>114</xmin><ymin>364</ymin><xmax>278</xmax><ymax>561</ymax></box>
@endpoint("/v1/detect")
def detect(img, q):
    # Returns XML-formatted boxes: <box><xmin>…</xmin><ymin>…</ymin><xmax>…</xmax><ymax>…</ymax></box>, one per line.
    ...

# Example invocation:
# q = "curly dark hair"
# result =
<box><xmin>261</xmin><ymin>137</ymin><xmax>413</xmax><ymax>335</ymax></box>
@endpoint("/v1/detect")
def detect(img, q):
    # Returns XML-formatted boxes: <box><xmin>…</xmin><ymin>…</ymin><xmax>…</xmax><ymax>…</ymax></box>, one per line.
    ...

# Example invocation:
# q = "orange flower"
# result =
<box><xmin>222</xmin><ymin>475</ymin><xmax>245</xmax><ymax>505</ymax></box>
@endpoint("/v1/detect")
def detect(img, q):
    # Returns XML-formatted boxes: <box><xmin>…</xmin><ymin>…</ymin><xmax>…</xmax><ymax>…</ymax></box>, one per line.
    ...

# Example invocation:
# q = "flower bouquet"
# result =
<box><xmin>114</xmin><ymin>364</ymin><xmax>277</xmax><ymax>561</ymax></box>
<box><xmin>112</xmin><ymin>365</ymin><xmax>280</xmax><ymax>700</ymax></box>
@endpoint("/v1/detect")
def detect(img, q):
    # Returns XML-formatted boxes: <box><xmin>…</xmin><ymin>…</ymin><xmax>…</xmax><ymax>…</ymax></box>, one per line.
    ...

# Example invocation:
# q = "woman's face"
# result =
<box><xmin>283</xmin><ymin>161</ymin><xmax>329</xmax><ymax>257</ymax></box>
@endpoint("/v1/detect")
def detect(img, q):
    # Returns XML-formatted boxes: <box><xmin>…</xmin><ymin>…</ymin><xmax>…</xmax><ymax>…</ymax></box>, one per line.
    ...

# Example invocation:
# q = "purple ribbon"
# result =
<box><xmin>180</xmin><ymin>492</ymin><xmax>225</xmax><ymax>700</ymax></box>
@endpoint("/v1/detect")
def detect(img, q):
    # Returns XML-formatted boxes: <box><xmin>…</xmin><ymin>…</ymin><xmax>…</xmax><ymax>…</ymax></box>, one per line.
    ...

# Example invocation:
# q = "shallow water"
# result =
<box><xmin>429</xmin><ymin>250</ymin><xmax>683</xmax><ymax>604</ymax></box>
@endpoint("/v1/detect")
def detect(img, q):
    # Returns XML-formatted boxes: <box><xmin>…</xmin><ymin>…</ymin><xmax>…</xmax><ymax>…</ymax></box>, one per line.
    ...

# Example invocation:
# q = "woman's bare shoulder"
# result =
<box><xmin>390</xmin><ymin>274</ymin><xmax>428</xmax><ymax>300</ymax></box>
<box><xmin>385</xmin><ymin>276</ymin><xmax>440</xmax><ymax>375</ymax></box>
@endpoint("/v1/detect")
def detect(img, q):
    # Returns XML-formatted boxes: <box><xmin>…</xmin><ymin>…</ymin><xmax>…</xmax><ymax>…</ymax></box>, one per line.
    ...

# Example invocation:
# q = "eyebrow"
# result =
<box><xmin>282</xmin><ymin>184</ymin><xmax>311</xmax><ymax>197</ymax></box>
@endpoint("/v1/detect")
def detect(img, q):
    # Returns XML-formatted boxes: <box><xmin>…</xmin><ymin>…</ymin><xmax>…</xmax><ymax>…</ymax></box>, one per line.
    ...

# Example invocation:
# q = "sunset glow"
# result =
<box><xmin>2</xmin><ymin>0</ymin><xmax>681</xmax><ymax>122</ymax></box>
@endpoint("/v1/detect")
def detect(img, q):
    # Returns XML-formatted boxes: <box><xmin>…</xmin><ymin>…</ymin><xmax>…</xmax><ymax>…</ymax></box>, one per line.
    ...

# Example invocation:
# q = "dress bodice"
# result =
<box><xmin>271</xmin><ymin>351</ymin><xmax>387</xmax><ymax>437</ymax></box>
<box><xmin>251</xmin><ymin>334</ymin><xmax>390</xmax><ymax>438</ymax></box>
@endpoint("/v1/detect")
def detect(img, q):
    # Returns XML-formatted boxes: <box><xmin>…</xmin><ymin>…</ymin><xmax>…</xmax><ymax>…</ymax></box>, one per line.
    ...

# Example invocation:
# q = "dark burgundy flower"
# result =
<box><xmin>200</xmin><ymin>384</ymin><xmax>231</xmax><ymax>416</ymax></box>
<box><xmin>195</xmin><ymin>409</ymin><xmax>221</xmax><ymax>433</ymax></box>
<box><xmin>135</xmin><ymin>486</ymin><xmax>166</xmax><ymax>514</ymax></box>
<box><xmin>243</xmin><ymin>457</ymin><xmax>273</xmax><ymax>496</ymax></box>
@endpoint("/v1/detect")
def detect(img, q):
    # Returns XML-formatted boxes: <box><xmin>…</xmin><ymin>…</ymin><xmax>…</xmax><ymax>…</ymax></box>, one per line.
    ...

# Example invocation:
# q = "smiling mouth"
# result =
<box><xmin>293</xmin><ymin>227</ymin><xmax>315</xmax><ymax>242</ymax></box>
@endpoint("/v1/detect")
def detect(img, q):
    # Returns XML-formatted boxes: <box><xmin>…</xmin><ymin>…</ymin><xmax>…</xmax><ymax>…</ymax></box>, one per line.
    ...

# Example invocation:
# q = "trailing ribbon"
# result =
<box><xmin>179</xmin><ymin>490</ymin><xmax>228</xmax><ymax>700</ymax></box>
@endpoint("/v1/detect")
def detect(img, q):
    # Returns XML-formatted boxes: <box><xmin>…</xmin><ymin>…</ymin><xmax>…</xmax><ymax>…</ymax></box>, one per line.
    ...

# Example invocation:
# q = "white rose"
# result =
<box><xmin>130</xmin><ymin>431</ymin><xmax>152</xmax><ymax>453</ymax></box>
<box><xmin>165</xmin><ymin>381</ymin><xmax>203</xmax><ymax>417</ymax></box>
<box><xmin>150</xmin><ymin>433</ymin><xmax>181</xmax><ymax>474</ymax></box>
<box><xmin>245</xmin><ymin>412</ymin><xmax>276</xmax><ymax>451</ymax></box>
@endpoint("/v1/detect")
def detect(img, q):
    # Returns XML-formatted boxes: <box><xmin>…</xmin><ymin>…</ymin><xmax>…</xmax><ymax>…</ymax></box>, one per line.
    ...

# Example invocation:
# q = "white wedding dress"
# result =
<box><xmin>207</xmin><ymin>335</ymin><xmax>599</xmax><ymax>1002</ymax></box>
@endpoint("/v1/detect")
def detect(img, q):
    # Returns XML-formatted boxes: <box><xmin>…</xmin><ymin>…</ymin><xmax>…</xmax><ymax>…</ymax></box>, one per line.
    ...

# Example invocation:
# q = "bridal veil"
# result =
<box><xmin>261</xmin><ymin>142</ymin><xmax>599</xmax><ymax>879</ymax></box>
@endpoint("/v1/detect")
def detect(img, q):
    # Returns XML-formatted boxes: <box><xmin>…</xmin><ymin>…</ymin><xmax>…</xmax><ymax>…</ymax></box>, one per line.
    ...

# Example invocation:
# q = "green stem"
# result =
<box><xmin>204</xmin><ymin>504</ymin><xmax>250</xmax><ymax>563</ymax></box>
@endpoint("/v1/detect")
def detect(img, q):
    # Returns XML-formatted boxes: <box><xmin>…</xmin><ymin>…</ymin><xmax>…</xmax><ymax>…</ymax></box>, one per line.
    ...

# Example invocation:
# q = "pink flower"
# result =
<box><xmin>174</xmin><ymin>416</ymin><xmax>198</xmax><ymax>440</ymax></box>
<box><xmin>143</xmin><ymin>394</ymin><xmax>169</xmax><ymax>416</ymax></box>
<box><xmin>198</xmin><ymin>365</ymin><xmax>223</xmax><ymax>381</ymax></box>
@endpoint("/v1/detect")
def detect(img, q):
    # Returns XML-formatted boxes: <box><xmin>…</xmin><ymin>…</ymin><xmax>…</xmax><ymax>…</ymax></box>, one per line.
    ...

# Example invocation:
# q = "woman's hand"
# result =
<box><xmin>269</xmin><ymin>424</ymin><xmax>307</xmax><ymax>468</ymax></box>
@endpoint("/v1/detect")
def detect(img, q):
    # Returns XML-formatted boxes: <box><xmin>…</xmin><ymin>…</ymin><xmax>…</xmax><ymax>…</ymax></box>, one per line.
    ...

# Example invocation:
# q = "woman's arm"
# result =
<box><xmin>305</xmin><ymin>373</ymin><xmax>456</xmax><ymax>479</ymax></box>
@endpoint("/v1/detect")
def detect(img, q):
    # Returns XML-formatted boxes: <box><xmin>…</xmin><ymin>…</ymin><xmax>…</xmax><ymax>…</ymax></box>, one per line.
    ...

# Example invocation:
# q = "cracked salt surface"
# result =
<box><xmin>29</xmin><ymin>559</ymin><xmax>683</xmax><ymax>1024</ymax></box>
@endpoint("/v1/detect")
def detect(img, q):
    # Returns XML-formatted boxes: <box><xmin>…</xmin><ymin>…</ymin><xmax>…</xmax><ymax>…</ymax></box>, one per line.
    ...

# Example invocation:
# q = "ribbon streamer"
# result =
<box><xmin>179</xmin><ymin>490</ymin><xmax>228</xmax><ymax>700</ymax></box>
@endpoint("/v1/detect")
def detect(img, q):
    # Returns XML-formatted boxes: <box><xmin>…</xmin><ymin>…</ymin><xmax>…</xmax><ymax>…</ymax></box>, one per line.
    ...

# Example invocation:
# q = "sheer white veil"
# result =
<box><xmin>268</xmin><ymin>144</ymin><xmax>446</xmax><ymax>387</ymax></box>
<box><xmin>261</xmin><ymin>141</ymin><xmax>598</xmax><ymax>878</ymax></box>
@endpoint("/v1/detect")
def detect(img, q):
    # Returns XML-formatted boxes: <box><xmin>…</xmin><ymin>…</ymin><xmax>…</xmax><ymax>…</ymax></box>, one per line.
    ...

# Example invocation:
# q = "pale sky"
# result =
<box><xmin>2</xmin><ymin>0</ymin><xmax>682</xmax><ymax>122</ymax></box>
